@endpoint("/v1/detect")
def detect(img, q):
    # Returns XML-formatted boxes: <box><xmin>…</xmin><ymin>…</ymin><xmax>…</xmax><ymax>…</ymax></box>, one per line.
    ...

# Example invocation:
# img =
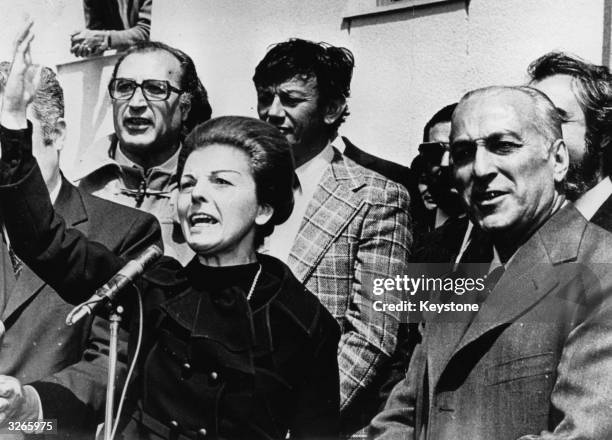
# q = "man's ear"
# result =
<box><xmin>180</xmin><ymin>94</ymin><xmax>192</xmax><ymax>123</ymax></box>
<box><xmin>551</xmin><ymin>138</ymin><xmax>569</xmax><ymax>184</ymax></box>
<box><xmin>51</xmin><ymin>118</ymin><xmax>67</xmax><ymax>152</ymax></box>
<box><xmin>323</xmin><ymin>97</ymin><xmax>347</xmax><ymax>126</ymax></box>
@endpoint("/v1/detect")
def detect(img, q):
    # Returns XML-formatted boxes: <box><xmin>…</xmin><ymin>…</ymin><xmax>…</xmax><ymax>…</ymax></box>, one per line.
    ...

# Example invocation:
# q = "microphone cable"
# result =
<box><xmin>109</xmin><ymin>285</ymin><xmax>144</xmax><ymax>440</ymax></box>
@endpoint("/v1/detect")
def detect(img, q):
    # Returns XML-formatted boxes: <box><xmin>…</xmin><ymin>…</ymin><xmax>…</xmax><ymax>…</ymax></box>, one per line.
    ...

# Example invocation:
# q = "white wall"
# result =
<box><xmin>153</xmin><ymin>0</ymin><xmax>604</xmax><ymax>166</ymax></box>
<box><xmin>0</xmin><ymin>0</ymin><xmax>606</xmax><ymax>170</ymax></box>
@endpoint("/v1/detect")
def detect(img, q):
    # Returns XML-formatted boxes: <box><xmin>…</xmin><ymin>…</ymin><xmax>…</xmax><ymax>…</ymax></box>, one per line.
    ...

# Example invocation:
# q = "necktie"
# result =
<box><xmin>8</xmin><ymin>246</ymin><xmax>23</xmax><ymax>278</ymax></box>
<box><xmin>479</xmin><ymin>265</ymin><xmax>505</xmax><ymax>304</ymax></box>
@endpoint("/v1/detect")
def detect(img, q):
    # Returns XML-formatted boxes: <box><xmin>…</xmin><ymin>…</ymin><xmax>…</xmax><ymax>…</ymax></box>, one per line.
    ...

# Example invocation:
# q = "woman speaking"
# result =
<box><xmin>0</xmin><ymin>23</ymin><xmax>340</xmax><ymax>440</ymax></box>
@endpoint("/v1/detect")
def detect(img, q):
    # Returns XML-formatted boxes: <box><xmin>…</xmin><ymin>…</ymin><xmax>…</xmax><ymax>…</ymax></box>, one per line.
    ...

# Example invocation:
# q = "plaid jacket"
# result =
<box><xmin>287</xmin><ymin>149</ymin><xmax>412</xmax><ymax>423</ymax></box>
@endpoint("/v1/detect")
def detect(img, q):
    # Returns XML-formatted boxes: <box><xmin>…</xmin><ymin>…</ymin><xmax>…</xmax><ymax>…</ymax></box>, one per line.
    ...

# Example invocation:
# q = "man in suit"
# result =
<box><xmin>370</xmin><ymin>85</ymin><xmax>612</xmax><ymax>439</ymax></box>
<box><xmin>0</xmin><ymin>59</ymin><xmax>161</xmax><ymax>437</ymax></box>
<box><xmin>253</xmin><ymin>38</ymin><xmax>411</xmax><ymax>435</ymax></box>
<box><xmin>529</xmin><ymin>52</ymin><xmax>612</xmax><ymax>229</ymax></box>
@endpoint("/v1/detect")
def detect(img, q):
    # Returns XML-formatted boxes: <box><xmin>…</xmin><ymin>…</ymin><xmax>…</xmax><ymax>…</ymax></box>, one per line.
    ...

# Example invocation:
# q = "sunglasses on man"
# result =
<box><xmin>418</xmin><ymin>141</ymin><xmax>450</xmax><ymax>164</ymax></box>
<box><xmin>108</xmin><ymin>78</ymin><xmax>184</xmax><ymax>101</ymax></box>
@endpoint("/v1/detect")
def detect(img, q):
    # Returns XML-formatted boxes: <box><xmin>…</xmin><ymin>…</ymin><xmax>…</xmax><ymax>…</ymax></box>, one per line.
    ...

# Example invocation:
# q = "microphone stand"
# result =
<box><xmin>104</xmin><ymin>305</ymin><xmax>124</xmax><ymax>440</ymax></box>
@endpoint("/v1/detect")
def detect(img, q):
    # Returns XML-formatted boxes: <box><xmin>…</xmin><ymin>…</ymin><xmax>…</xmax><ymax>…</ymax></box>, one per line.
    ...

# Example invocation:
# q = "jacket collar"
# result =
<box><xmin>426</xmin><ymin>204</ymin><xmax>588</xmax><ymax>392</ymax></box>
<box><xmin>150</xmin><ymin>254</ymin><xmax>320</xmax><ymax>339</ymax></box>
<box><xmin>151</xmin><ymin>254</ymin><xmax>320</xmax><ymax>376</ymax></box>
<box><xmin>287</xmin><ymin>149</ymin><xmax>367</xmax><ymax>282</ymax></box>
<box><xmin>70</xmin><ymin>134</ymin><xmax>119</xmax><ymax>182</ymax></box>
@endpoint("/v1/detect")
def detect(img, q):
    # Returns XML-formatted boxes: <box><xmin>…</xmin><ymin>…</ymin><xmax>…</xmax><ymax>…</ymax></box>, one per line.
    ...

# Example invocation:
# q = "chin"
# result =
<box><xmin>119</xmin><ymin>132</ymin><xmax>156</xmax><ymax>149</ymax></box>
<box><xmin>477</xmin><ymin>213</ymin><xmax>514</xmax><ymax>234</ymax></box>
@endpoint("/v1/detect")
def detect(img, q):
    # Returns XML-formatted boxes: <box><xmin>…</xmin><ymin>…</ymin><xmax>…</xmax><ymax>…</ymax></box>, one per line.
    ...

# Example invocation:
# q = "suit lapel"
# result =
<box><xmin>288</xmin><ymin>150</ymin><xmax>365</xmax><ymax>283</ymax></box>
<box><xmin>2</xmin><ymin>178</ymin><xmax>89</xmax><ymax>320</ymax></box>
<box><xmin>427</xmin><ymin>204</ymin><xmax>586</xmax><ymax>392</ymax></box>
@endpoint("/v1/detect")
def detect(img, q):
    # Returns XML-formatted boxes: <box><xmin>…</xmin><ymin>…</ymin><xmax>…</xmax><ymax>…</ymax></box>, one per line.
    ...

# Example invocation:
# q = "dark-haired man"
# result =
<box><xmin>253</xmin><ymin>38</ymin><xmax>411</xmax><ymax>435</ymax></box>
<box><xmin>371</xmin><ymin>85</ymin><xmax>612</xmax><ymax>439</ymax></box>
<box><xmin>0</xmin><ymin>59</ymin><xmax>161</xmax><ymax>436</ymax></box>
<box><xmin>529</xmin><ymin>52</ymin><xmax>612</xmax><ymax>230</ymax></box>
<box><xmin>416</xmin><ymin>103</ymin><xmax>464</xmax><ymax>231</ymax></box>
<box><xmin>72</xmin><ymin>41</ymin><xmax>212</xmax><ymax>264</ymax></box>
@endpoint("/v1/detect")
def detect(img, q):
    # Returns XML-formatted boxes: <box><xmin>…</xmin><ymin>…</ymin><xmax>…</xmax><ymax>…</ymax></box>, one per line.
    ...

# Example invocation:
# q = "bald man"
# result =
<box><xmin>370</xmin><ymin>86</ymin><xmax>612</xmax><ymax>440</ymax></box>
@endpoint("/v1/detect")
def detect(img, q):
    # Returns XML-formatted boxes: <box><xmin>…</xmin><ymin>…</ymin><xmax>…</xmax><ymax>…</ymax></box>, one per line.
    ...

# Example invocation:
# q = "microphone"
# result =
<box><xmin>66</xmin><ymin>244</ymin><xmax>163</xmax><ymax>326</ymax></box>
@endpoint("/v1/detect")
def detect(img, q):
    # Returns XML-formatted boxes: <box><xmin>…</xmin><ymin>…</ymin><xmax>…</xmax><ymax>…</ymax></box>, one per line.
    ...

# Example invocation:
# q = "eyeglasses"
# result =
<box><xmin>108</xmin><ymin>78</ymin><xmax>183</xmax><ymax>101</ymax></box>
<box><xmin>418</xmin><ymin>141</ymin><xmax>450</xmax><ymax>164</ymax></box>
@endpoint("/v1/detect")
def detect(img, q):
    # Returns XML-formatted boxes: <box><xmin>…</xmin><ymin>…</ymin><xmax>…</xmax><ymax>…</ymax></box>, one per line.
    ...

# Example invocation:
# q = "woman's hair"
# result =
<box><xmin>183</xmin><ymin>116</ymin><xmax>295</xmax><ymax>246</ymax></box>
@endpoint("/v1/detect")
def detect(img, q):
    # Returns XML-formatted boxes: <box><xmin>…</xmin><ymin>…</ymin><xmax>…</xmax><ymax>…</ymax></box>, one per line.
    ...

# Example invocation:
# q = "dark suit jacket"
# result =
<box><xmin>376</xmin><ymin>216</ymin><xmax>471</xmax><ymax>408</ymax></box>
<box><xmin>342</xmin><ymin>137</ymin><xmax>414</xmax><ymax>193</ymax></box>
<box><xmin>0</xmin><ymin>174</ymin><xmax>161</xmax><ymax>437</ymax></box>
<box><xmin>371</xmin><ymin>205</ymin><xmax>612</xmax><ymax>439</ymax></box>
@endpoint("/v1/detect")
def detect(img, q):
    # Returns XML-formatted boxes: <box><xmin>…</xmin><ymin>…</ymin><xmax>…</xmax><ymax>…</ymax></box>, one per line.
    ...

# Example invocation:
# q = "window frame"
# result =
<box><xmin>342</xmin><ymin>0</ymin><xmax>459</xmax><ymax>19</ymax></box>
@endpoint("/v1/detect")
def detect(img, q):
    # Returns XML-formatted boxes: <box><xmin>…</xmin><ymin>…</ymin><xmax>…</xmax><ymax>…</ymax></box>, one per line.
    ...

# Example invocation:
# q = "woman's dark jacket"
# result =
<box><xmin>0</xmin><ymin>125</ymin><xmax>341</xmax><ymax>440</ymax></box>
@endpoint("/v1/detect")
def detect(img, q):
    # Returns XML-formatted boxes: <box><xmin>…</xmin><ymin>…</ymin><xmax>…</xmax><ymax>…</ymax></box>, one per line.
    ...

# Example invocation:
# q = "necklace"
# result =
<box><xmin>247</xmin><ymin>264</ymin><xmax>263</xmax><ymax>301</ymax></box>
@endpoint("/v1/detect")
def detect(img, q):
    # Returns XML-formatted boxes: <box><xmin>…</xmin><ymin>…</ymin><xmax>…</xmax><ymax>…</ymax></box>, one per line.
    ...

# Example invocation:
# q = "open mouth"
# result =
<box><xmin>189</xmin><ymin>213</ymin><xmax>218</xmax><ymax>226</ymax></box>
<box><xmin>474</xmin><ymin>190</ymin><xmax>506</xmax><ymax>204</ymax></box>
<box><xmin>124</xmin><ymin>117</ymin><xmax>153</xmax><ymax>129</ymax></box>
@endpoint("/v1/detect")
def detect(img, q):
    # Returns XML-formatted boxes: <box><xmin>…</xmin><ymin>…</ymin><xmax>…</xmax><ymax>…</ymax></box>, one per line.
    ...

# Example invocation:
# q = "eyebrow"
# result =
<box><xmin>181</xmin><ymin>169</ymin><xmax>242</xmax><ymax>178</ymax></box>
<box><xmin>451</xmin><ymin>131</ymin><xmax>521</xmax><ymax>147</ymax></box>
<box><xmin>258</xmin><ymin>85</ymin><xmax>310</xmax><ymax>97</ymax></box>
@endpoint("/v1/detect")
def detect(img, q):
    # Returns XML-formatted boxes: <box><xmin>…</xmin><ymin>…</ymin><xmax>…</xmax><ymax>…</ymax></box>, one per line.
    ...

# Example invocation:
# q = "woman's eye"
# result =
<box><xmin>212</xmin><ymin>177</ymin><xmax>231</xmax><ymax>185</ymax></box>
<box><xmin>180</xmin><ymin>180</ymin><xmax>195</xmax><ymax>191</ymax></box>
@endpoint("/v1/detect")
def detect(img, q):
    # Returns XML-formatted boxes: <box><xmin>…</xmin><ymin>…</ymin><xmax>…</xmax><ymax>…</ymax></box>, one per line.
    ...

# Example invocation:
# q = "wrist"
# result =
<box><xmin>101</xmin><ymin>31</ymin><xmax>111</xmax><ymax>51</ymax></box>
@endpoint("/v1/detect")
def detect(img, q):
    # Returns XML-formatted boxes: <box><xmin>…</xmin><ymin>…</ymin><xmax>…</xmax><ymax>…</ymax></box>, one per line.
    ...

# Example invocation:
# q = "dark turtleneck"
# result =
<box><xmin>185</xmin><ymin>259</ymin><xmax>261</xmax><ymax>293</ymax></box>
<box><xmin>183</xmin><ymin>258</ymin><xmax>280</xmax><ymax>311</ymax></box>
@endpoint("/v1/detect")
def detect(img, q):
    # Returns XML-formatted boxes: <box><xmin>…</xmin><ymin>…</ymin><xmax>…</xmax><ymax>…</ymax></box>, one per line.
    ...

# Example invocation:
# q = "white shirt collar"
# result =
<box><xmin>295</xmin><ymin>143</ymin><xmax>335</xmax><ymax>199</ymax></box>
<box><xmin>574</xmin><ymin>177</ymin><xmax>612</xmax><ymax>221</ymax></box>
<box><xmin>265</xmin><ymin>144</ymin><xmax>334</xmax><ymax>262</ymax></box>
<box><xmin>48</xmin><ymin>176</ymin><xmax>62</xmax><ymax>205</ymax></box>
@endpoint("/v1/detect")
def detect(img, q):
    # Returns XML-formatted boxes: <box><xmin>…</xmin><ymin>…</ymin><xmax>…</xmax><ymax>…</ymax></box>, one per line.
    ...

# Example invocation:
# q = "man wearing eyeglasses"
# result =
<box><xmin>72</xmin><ymin>41</ymin><xmax>212</xmax><ymax>264</ymax></box>
<box><xmin>371</xmin><ymin>85</ymin><xmax>612</xmax><ymax>440</ymax></box>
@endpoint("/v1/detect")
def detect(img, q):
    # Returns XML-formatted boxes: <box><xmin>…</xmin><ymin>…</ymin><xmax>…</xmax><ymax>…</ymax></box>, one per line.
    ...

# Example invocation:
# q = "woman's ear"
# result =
<box><xmin>255</xmin><ymin>203</ymin><xmax>274</xmax><ymax>226</ymax></box>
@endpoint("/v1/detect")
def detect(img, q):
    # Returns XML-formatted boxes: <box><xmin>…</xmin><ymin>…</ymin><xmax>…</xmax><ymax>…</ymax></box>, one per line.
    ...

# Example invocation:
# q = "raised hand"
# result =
<box><xmin>1</xmin><ymin>19</ymin><xmax>41</xmax><ymax>128</ymax></box>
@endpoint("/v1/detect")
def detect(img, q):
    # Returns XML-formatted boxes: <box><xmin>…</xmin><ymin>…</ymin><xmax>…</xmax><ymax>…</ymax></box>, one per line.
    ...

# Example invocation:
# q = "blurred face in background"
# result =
<box><xmin>531</xmin><ymin>74</ymin><xmax>599</xmax><ymax>197</ymax></box>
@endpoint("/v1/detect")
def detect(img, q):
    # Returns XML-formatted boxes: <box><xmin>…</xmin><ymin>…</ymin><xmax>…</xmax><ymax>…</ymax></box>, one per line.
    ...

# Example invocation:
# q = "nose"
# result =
<box><xmin>127</xmin><ymin>85</ymin><xmax>147</xmax><ymax>110</ymax></box>
<box><xmin>440</xmin><ymin>150</ymin><xmax>450</xmax><ymax>167</ymax></box>
<box><xmin>190</xmin><ymin>179</ymin><xmax>210</xmax><ymax>204</ymax></box>
<box><xmin>266</xmin><ymin>95</ymin><xmax>285</xmax><ymax>123</ymax></box>
<box><xmin>472</xmin><ymin>145</ymin><xmax>497</xmax><ymax>179</ymax></box>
